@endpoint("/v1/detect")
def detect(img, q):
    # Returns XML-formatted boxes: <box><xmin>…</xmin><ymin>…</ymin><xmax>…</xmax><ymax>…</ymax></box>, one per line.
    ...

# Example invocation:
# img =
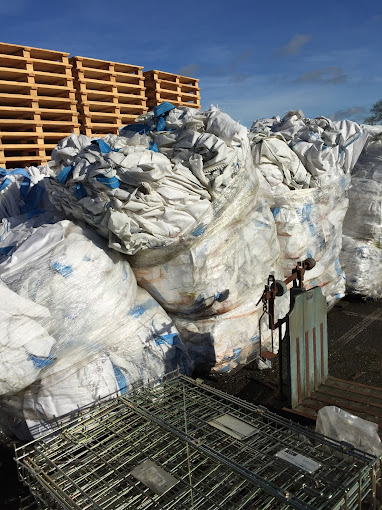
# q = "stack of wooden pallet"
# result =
<box><xmin>70</xmin><ymin>56</ymin><xmax>147</xmax><ymax>137</ymax></box>
<box><xmin>144</xmin><ymin>70</ymin><xmax>200</xmax><ymax>110</ymax></box>
<box><xmin>0</xmin><ymin>42</ymin><xmax>80</xmax><ymax>169</ymax></box>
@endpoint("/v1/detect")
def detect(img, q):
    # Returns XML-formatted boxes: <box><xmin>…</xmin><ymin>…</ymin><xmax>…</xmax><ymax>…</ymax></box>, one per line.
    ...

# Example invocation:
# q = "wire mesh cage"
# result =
<box><xmin>15</xmin><ymin>370</ymin><xmax>382</xmax><ymax>510</ymax></box>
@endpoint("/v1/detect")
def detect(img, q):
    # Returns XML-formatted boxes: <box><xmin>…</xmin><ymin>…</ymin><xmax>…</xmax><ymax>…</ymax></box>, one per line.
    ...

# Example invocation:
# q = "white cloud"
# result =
<box><xmin>276</xmin><ymin>34</ymin><xmax>312</xmax><ymax>56</ymax></box>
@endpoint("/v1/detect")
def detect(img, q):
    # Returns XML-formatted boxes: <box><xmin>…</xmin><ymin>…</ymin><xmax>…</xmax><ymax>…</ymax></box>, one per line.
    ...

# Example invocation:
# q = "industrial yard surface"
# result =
<box><xmin>0</xmin><ymin>296</ymin><xmax>380</xmax><ymax>509</ymax></box>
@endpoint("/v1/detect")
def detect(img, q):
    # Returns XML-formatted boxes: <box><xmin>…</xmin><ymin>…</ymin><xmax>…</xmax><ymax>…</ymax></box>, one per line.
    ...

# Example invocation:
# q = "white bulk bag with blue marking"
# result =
<box><xmin>0</xmin><ymin>216</ymin><xmax>189</xmax><ymax>390</ymax></box>
<box><xmin>0</xmin><ymin>218</ymin><xmax>138</xmax><ymax>358</ymax></box>
<box><xmin>108</xmin><ymin>287</ymin><xmax>189</xmax><ymax>390</ymax></box>
<box><xmin>0</xmin><ymin>280</ymin><xmax>55</xmax><ymax>395</ymax></box>
<box><xmin>126</xmin><ymin>108</ymin><xmax>284</xmax><ymax>371</ymax></box>
<box><xmin>10</xmin><ymin>287</ymin><xmax>188</xmax><ymax>439</ymax></box>
<box><xmin>251</xmin><ymin>110</ymin><xmax>367</xmax><ymax>187</ymax></box>
<box><xmin>341</xmin><ymin>131</ymin><xmax>382</xmax><ymax>298</ymax></box>
<box><xmin>249</xmin><ymin>125</ymin><xmax>355</xmax><ymax>307</ymax></box>
<box><xmin>22</xmin><ymin>353</ymin><xmax>120</xmax><ymax>438</ymax></box>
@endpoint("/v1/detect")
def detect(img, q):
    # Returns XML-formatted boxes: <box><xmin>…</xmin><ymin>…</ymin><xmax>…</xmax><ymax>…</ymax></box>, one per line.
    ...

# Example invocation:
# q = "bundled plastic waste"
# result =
<box><xmin>0</xmin><ymin>214</ymin><xmax>189</xmax><ymax>437</ymax></box>
<box><xmin>250</xmin><ymin>110</ymin><xmax>367</xmax><ymax>188</ymax></box>
<box><xmin>0</xmin><ymin>165</ymin><xmax>56</xmax><ymax>219</ymax></box>
<box><xmin>341</xmin><ymin>127</ymin><xmax>382</xmax><ymax>298</ymax></box>
<box><xmin>249</xmin><ymin>111</ymin><xmax>368</xmax><ymax>306</ymax></box>
<box><xmin>44</xmin><ymin>105</ymin><xmax>285</xmax><ymax>371</ymax></box>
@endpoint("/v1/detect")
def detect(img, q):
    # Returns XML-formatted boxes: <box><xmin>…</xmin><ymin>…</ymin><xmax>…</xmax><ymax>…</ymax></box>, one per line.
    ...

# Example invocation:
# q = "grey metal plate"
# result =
<box><xmin>130</xmin><ymin>459</ymin><xmax>179</xmax><ymax>495</ymax></box>
<box><xmin>208</xmin><ymin>413</ymin><xmax>258</xmax><ymax>440</ymax></box>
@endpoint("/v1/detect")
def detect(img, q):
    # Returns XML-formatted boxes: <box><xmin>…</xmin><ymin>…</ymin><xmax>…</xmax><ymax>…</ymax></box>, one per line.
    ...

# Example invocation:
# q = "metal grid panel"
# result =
<box><xmin>16</xmin><ymin>371</ymin><xmax>382</xmax><ymax>510</ymax></box>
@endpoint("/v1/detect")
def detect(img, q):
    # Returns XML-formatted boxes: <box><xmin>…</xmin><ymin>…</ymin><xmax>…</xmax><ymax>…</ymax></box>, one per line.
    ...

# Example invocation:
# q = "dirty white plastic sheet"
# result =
<box><xmin>249</xmin><ymin>127</ymin><xmax>351</xmax><ymax>306</ymax></box>
<box><xmin>316</xmin><ymin>406</ymin><xmax>382</xmax><ymax>457</ymax></box>
<box><xmin>45</xmin><ymin>133</ymin><xmax>213</xmax><ymax>255</ymax></box>
<box><xmin>42</xmin><ymin>106</ymin><xmax>285</xmax><ymax>372</ymax></box>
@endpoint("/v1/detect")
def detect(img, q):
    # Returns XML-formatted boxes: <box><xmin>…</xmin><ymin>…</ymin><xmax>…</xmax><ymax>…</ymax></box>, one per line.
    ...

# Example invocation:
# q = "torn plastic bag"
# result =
<box><xmin>316</xmin><ymin>406</ymin><xmax>382</xmax><ymax>457</ymax></box>
<box><xmin>45</xmin><ymin>135</ymin><xmax>212</xmax><ymax>255</ymax></box>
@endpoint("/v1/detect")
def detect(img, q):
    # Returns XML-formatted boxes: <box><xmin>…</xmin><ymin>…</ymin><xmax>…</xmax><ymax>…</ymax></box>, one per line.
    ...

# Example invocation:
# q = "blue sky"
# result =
<box><xmin>1</xmin><ymin>0</ymin><xmax>381</xmax><ymax>127</ymax></box>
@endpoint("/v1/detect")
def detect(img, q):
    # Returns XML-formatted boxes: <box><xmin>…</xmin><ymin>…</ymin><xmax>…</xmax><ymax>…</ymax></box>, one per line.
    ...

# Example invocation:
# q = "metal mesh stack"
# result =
<box><xmin>16</xmin><ymin>371</ymin><xmax>382</xmax><ymax>510</ymax></box>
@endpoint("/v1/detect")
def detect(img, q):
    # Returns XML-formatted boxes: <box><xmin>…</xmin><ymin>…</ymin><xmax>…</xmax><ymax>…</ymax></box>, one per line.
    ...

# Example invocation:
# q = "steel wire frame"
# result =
<box><xmin>16</xmin><ymin>370</ymin><xmax>382</xmax><ymax>510</ymax></box>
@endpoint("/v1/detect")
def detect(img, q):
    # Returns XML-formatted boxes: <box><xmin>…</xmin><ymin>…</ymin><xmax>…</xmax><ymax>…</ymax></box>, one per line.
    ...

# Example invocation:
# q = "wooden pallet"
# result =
<box><xmin>70</xmin><ymin>56</ymin><xmax>147</xmax><ymax>136</ymax></box>
<box><xmin>0</xmin><ymin>42</ymin><xmax>79</xmax><ymax>168</ymax></box>
<box><xmin>144</xmin><ymin>70</ymin><xmax>200</xmax><ymax>110</ymax></box>
<box><xmin>283</xmin><ymin>376</ymin><xmax>382</xmax><ymax>438</ymax></box>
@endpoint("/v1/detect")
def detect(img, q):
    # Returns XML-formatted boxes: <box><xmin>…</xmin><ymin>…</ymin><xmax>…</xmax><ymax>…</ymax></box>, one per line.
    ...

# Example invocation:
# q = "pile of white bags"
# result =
<box><xmin>43</xmin><ymin>105</ymin><xmax>285</xmax><ymax>372</ymax></box>
<box><xmin>0</xmin><ymin>214</ymin><xmax>189</xmax><ymax>437</ymax></box>
<box><xmin>341</xmin><ymin>128</ymin><xmax>382</xmax><ymax>298</ymax></box>
<box><xmin>249</xmin><ymin>111</ymin><xmax>368</xmax><ymax>306</ymax></box>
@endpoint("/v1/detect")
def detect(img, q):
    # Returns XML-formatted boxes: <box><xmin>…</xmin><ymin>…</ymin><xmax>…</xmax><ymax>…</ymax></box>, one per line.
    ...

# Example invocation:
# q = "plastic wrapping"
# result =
<box><xmin>250</xmin><ymin>130</ymin><xmax>350</xmax><ymax>306</ymax></box>
<box><xmin>340</xmin><ymin>133</ymin><xmax>382</xmax><ymax>297</ymax></box>
<box><xmin>341</xmin><ymin>236</ymin><xmax>382</xmax><ymax>299</ymax></box>
<box><xmin>45</xmin><ymin>133</ymin><xmax>213</xmax><ymax>255</ymax></box>
<box><xmin>42</xmin><ymin>106</ymin><xmax>285</xmax><ymax>372</ymax></box>
<box><xmin>126</xmin><ymin>108</ymin><xmax>285</xmax><ymax>370</ymax></box>
<box><xmin>0</xmin><ymin>215</ymin><xmax>190</xmax><ymax>437</ymax></box>
<box><xmin>316</xmin><ymin>406</ymin><xmax>382</xmax><ymax>457</ymax></box>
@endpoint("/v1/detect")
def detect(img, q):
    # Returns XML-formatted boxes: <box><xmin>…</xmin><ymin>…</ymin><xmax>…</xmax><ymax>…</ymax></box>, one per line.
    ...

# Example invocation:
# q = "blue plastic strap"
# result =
<box><xmin>149</xmin><ymin>141</ymin><xmax>158</xmax><ymax>152</ymax></box>
<box><xmin>0</xmin><ymin>177</ymin><xmax>11</xmax><ymax>192</ymax></box>
<box><xmin>112</xmin><ymin>363</ymin><xmax>127</xmax><ymax>395</ymax></box>
<box><xmin>57</xmin><ymin>166</ymin><xmax>73</xmax><ymax>184</ymax></box>
<box><xmin>92</xmin><ymin>139</ymin><xmax>112</xmax><ymax>154</ymax></box>
<box><xmin>120</xmin><ymin>123</ymin><xmax>151</xmax><ymax>135</ymax></box>
<box><xmin>74</xmin><ymin>183</ymin><xmax>87</xmax><ymax>199</ymax></box>
<box><xmin>156</xmin><ymin>117</ymin><xmax>166</xmax><ymax>132</ymax></box>
<box><xmin>95</xmin><ymin>175</ymin><xmax>120</xmax><ymax>189</ymax></box>
<box><xmin>153</xmin><ymin>102</ymin><xmax>175</xmax><ymax>118</ymax></box>
<box><xmin>0</xmin><ymin>246</ymin><xmax>14</xmax><ymax>256</ymax></box>
<box><xmin>8</xmin><ymin>168</ymin><xmax>31</xmax><ymax>179</ymax></box>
